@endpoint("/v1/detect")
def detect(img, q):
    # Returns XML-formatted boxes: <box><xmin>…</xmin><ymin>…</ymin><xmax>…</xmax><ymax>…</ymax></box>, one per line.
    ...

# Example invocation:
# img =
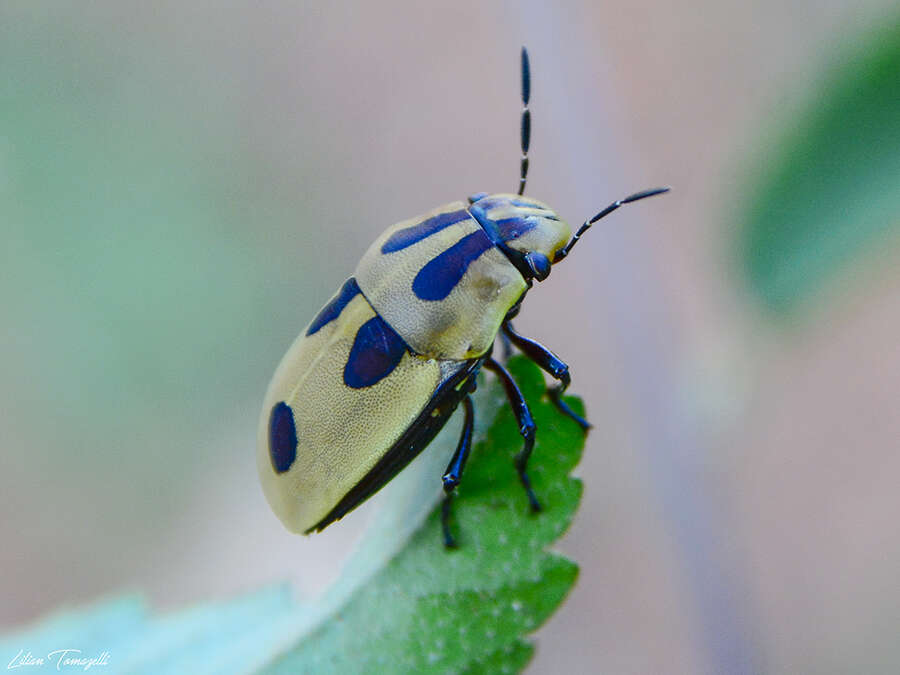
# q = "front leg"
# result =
<box><xmin>502</xmin><ymin>322</ymin><xmax>590</xmax><ymax>431</ymax></box>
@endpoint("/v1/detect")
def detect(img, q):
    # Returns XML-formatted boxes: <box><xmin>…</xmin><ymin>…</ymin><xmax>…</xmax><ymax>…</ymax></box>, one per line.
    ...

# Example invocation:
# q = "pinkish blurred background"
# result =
<box><xmin>2</xmin><ymin>1</ymin><xmax>899</xmax><ymax>673</ymax></box>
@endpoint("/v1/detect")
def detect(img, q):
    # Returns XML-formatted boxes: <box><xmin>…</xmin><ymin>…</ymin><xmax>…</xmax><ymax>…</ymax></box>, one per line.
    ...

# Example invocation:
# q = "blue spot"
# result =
<box><xmin>344</xmin><ymin>315</ymin><xmax>407</xmax><ymax>388</ymax></box>
<box><xmin>412</xmin><ymin>230</ymin><xmax>494</xmax><ymax>301</ymax></box>
<box><xmin>269</xmin><ymin>402</ymin><xmax>297</xmax><ymax>473</ymax></box>
<box><xmin>306</xmin><ymin>278</ymin><xmax>361</xmax><ymax>336</ymax></box>
<box><xmin>381</xmin><ymin>209</ymin><xmax>471</xmax><ymax>253</ymax></box>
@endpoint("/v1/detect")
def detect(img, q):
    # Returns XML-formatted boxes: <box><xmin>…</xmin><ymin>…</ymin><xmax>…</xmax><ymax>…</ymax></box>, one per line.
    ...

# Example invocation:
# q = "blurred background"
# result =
<box><xmin>2</xmin><ymin>1</ymin><xmax>899</xmax><ymax>673</ymax></box>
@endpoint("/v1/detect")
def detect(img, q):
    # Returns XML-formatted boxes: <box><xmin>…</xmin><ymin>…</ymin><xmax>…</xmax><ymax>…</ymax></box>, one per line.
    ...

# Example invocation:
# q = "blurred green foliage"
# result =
<box><xmin>739</xmin><ymin>18</ymin><xmax>900</xmax><ymax>313</ymax></box>
<box><xmin>0</xmin><ymin>357</ymin><xmax>584</xmax><ymax>675</ymax></box>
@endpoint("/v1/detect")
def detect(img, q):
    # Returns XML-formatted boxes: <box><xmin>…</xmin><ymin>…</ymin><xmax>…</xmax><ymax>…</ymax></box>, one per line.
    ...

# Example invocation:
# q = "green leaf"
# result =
<box><xmin>0</xmin><ymin>357</ymin><xmax>584</xmax><ymax>674</ymax></box>
<box><xmin>738</xmin><ymin>17</ymin><xmax>900</xmax><ymax>313</ymax></box>
<box><xmin>460</xmin><ymin>640</ymin><xmax>535</xmax><ymax>675</ymax></box>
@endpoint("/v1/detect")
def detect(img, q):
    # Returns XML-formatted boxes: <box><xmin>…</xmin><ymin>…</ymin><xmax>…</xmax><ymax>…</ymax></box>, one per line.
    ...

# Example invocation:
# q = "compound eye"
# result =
<box><xmin>525</xmin><ymin>252</ymin><xmax>551</xmax><ymax>281</ymax></box>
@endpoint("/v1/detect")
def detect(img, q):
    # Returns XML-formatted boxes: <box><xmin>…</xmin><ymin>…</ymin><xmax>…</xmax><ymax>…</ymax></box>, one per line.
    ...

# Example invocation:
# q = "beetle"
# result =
<box><xmin>258</xmin><ymin>48</ymin><xmax>667</xmax><ymax>547</ymax></box>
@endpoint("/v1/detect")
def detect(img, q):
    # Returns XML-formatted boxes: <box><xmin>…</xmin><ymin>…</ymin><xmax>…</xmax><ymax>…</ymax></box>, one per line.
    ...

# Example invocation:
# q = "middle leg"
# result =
<box><xmin>484</xmin><ymin>357</ymin><xmax>541</xmax><ymax>513</ymax></box>
<box><xmin>502</xmin><ymin>322</ymin><xmax>590</xmax><ymax>431</ymax></box>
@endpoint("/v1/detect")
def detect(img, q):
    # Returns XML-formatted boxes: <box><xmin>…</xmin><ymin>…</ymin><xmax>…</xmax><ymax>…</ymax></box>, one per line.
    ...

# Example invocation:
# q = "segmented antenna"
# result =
<box><xmin>554</xmin><ymin>187</ymin><xmax>670</xmax><ymax>261</ymax></box>
<box><xmin>518</xmin><ymin>47</ymin><xmax>531</xmax><ymax>196</ymax></box>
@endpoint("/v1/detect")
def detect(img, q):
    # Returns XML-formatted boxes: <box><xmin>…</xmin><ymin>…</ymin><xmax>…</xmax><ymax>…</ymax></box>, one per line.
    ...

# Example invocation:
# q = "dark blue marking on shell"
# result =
<box><xmin>469</xmin><ymin>195</ymin><xmax>509</xmax><ymax>211</ymax></box>
<box><xmin>381</xmin><ymin>209</ymin><xmax>471</xmax><ymax>254</ymax></box>
<box><xmin>469</xmin><ymin>203</ymin><xmax>502</xmax><ymax>244</ymax></box>
<box><xmin>344</xmin><ymin>315</ymin><xmax>407</xmax><ymax>388</ymax></box>
<box><xmin>493</xmin><ymin>217</ymin><xmax>538</xmax><ymax>242</ymax></box>
<box><xmin>306</xmin><ymin>277</ymin><xmax>361</xmax><ymax>336</ymax></box>
<box><xmin>509</xmin><ymin>200</ymin><xmax>560</xmax><ymax>221</ymax></box>
<box><xmin>470</xmin><ymin>197</ymin><xmax>545</xmax><ymax>245</ymax></box>
<box><xmin>269</xmin><ymin>401</ymin><xmax>298</xmax><ymax>474</ymax></box>
<box><xmin>412</xmin><ymin>229</ymin><xmax>494</xmax><ymax>301</ymax></box>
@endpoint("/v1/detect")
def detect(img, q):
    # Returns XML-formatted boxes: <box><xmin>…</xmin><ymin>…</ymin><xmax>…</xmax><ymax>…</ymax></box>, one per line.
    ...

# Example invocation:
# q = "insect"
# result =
<box><xmin>258</xmin><ymin>48</ymin><xmax>667</xmax><ymax>547</ymax></box>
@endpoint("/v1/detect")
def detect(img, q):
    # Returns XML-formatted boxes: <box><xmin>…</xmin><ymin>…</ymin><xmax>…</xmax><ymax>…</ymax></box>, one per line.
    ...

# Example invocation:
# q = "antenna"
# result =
<box><xmin>518</xmin><ymin>47</ymin><xmax>531</xmax><ymax>196</ymax></box>
<box><xmin>554</xmin><ymin>187</ymin><xmax>670</xmax><ymax>261</ymax></box>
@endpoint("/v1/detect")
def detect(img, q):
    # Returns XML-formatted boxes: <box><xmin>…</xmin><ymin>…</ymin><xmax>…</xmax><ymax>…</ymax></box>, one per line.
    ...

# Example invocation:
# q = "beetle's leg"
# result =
<box><xmin>498</xmin><ymin>331</ymin><xmax>513</xmax><ymax>361</ymax></box>
<box><xmin>441</xmin><ymin>395</ymin><xmax>475</xmax><ymax>548</ymax></box>
<box><xmin>502</xmin><ymin>322</ymin><xmax>590</xmax><ymax>432</ymax></box>
<box><xmin>484</xmin><ymin>357</ymin><xmax>541</xmax><ymax>512</ymax></box>
<box><xmin>497</xmin><ymin>304</ymin><xmax>522</xmax><ymax>362</ymax></box>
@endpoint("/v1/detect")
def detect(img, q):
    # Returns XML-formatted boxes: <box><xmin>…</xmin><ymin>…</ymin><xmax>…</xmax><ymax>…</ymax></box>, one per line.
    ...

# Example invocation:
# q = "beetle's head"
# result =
<box><xmin>467</xmin><ymin>192</ymin><xmax>571</xmax><ymax>282</ymax></box>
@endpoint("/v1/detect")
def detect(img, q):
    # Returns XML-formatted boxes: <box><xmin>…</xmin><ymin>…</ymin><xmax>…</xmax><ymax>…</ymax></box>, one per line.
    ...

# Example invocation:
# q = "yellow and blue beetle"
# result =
<box><xmin>258</xmin><ymin>49</ymin><xmax>667</xmax><ymax>547</ymax></box>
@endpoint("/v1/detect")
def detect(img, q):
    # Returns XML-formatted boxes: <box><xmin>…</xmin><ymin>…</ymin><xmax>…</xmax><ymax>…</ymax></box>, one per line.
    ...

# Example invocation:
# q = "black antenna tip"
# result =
<box><xmin>623</xmin><ymin>186</ymin><xmax>670</xmax><ymax>203</ymax></box>
<box><xmin>521</xmin><ymin>47</ymin><xmax>531</xmax><ymax>105</ymax></box>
